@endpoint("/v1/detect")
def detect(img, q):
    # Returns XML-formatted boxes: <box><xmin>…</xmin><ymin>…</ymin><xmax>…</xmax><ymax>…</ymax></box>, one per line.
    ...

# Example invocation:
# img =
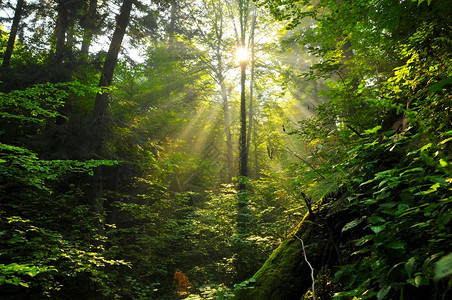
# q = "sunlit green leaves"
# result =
<box><xmin>417</xmin><ymin>0</ymin><xmax>433</xmax><ymax>6</ymax></box>
<box><xmin>434</xmin><ymin>253</ymin><xmax>452</xmax><ymax>280</ymax></box>
<box><xmin>0</xmin><ymin>81</ymin><xmax>99</xmax><ymax>124</ymax></box>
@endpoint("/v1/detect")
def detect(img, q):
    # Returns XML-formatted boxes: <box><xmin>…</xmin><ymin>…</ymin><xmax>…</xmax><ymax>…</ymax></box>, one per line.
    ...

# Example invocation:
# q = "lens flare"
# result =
<box><xmin>235</xmin><ymin>46</ymin><xmax>249</xmax><ymax>64</ymax></box>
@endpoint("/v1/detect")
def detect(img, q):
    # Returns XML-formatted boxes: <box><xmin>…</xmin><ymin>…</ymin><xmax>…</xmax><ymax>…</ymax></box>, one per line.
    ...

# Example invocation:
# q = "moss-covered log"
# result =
<box><xmin>234</xmin><ymin>204</ymin><xmax>351</xmax><ymax>299</ymax></box>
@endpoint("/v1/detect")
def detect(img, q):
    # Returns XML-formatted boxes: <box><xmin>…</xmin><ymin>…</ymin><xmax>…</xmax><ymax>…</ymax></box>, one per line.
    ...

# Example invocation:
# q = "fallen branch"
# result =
<box><xmin>294</xmin><ymin>234</ymin><xmax>316</xmax><ymax>300</ymax></box>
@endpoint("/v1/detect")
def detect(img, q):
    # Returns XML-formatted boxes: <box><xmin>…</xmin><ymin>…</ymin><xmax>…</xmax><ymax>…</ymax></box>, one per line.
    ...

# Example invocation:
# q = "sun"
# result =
<box><xmin>235</xmin><ymin>46</ymin><xmax>249</xmax><ymax>64</ymax></box>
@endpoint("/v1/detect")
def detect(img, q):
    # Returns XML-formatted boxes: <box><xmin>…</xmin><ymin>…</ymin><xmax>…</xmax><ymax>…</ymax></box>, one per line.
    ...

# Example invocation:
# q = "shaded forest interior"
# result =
<box><xmin>0</xmin><ymin>0</ymin><xmax>451</xmax><ymax>299</ymax></box>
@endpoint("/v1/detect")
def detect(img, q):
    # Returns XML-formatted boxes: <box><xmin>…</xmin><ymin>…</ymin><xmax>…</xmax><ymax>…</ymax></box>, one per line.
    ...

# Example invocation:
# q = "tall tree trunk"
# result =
<box><xmin>80</xmin><ymin>0</ymin><xmax>97</xmax><ymax>57</ymax></box>
<box><xmin>1</xmin><ymin>0</ymin><xmax>24</xmax><ymax>70</ymax></box>
<box><xmin>238</xmin><ymin>62</ymin><xmax>247</xmax><ymax>189</ymax></box>
<box><xmin>89</xmin><ymin>0</ymin><xmax>133</xmax><ymax>244</ymax></box>
<box><xmin>66</xmin><ymin>24</ymin><xmax>75</xmax><ymax>56</ymax></box>
<box><xmin>235</xmin><ymin>0</ymin><xmax>251</xmax><ymax>282</ymax></box>
<box><xmin>91</xmin><ymin>0</ymin><xmax>133</xmax><ymax>130</ymax></box>
<box><xmin>55</xmin><ymin>0</ymin><xmax>69</xmax><ymax>66</ymax></box>
<box><xmin>246</xmin><ymin>10</ymin><xmax>256</xmax><ymax>174</ymax></box>
<box><xmin>238</xmin><ymin>0</ymin><xmax>249</xmax><ymax>190</ymax></box>
<box><xmin>253</xmin><ymin>121</ymin><xmax>259</xmax><ymax>176</ymax></box>
<box><xmin>313</xmin><ymin>80</ymin><xmax>319</xmax><ymax>103</ymax></box>
<box><xmin>221</xmin><ymin>81</ymin><xmax>234</xmax><ymax>181</ymax></box>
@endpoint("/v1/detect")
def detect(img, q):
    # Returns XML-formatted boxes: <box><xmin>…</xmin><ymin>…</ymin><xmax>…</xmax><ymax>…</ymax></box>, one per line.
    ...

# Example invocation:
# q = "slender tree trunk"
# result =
<box><xmin>246</xmin><ymin>11</ymin><xmax>256</xmax><ymax>174</ymax></box>
<box><xmin>80</xmin><ymin>0</ymin><xmax>97</xmax><ymax>57</ymax></box>
<box><xmin>89</xmin><ymin>0</ymin><xmax>133</xmax><ymax>244</ymax></box>
<box><xmin>238</xmin><ymin>62</ymin><xmax>247</xmax><ymax>189</ymax></box>
<box><xmin>238</xmin><ymin>0</ymin><xmax>249</xmax><ymax>190</ymax></box>
<box><xmin>91</xmin><ymin>0</ymin><xmax>133</xmax><ymax>129</ymax></box>
<box><xmin>235</xmin><ymin>1</ymin><xmax>252</xmax><ymax>281</ymax></box>
<box><xmin>253</xmin><ymin>121</ymin><xmax>259</xmax><ymax>176</ymax></box>
<box><xmin>66</xmin><ymin>24</ymin><xmax>75</xmax><ymax>56</ymax></box>
<box><xmin>1</xmin><ymin>0</ymin><xmax>24</xmax><ymax>70</ymax></box>
<box><xmin>313</xmin><ymin>80</ymin><xmax>318</xmax><ymax>103</ymax></box>
<box><xmin>55</xmin><ymin>1</ymin><xmax>69</xmax><ymax>66</ymax></box>
<box><xmin>221</xmin><ymin>82</ymin><xmax>234</xmax><ymax>181</ymax></box>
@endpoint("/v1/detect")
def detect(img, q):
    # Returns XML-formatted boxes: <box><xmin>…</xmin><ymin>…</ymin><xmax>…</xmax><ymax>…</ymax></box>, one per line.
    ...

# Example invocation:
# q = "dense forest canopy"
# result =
<box><xmin>0</xmin><ymin>0</ymin><xmax>451</xmax><ymax>299</ymax></box>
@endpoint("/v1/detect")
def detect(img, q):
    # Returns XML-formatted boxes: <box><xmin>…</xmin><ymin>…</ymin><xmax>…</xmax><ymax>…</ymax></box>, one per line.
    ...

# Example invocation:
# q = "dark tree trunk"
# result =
<box><xmin>235</xmin><ymin>1</ymin><xmax>251</xmax><ymax>281</ymax></box>
<box><xmin>1</xmin><ymin>0</ymin><xmax>24</xmax><ymax>70</ymax></box>
<box><xmin>89</xmin><ymin>0</ymin><xmax>133</xmax><ymax>244</ymax></box>
<box><xmin>91</xmin><ymin>0</ymin><xmax>133</xmax><ymax>130</ymax></box>
<box><xmin>55</xmin><ymin>0</ymin><xmax>69</xmax><ymax>66</ymax></box>
<box><xmin>246</xmin><ymin>11</ymin><xmax>256</xmax><ymax>172</ymax></box>
<box><xmin>221</xmin><ymin>81</ymin><xmax>234</xmax><ymax>181</ymax></box>
<box><xmin>80</xmin><ymin>0</ymin><xmax>97</xmax><ymax>57</ymax></box>
<box><xmin>313</xmin><ymin>80</ymin><xmax>319</xmax><ymax>103</ymax></box>
<box><xmin>239</xmin><ymin>63</ymin><xmax>247</xmax><ymax>189</ymax></box>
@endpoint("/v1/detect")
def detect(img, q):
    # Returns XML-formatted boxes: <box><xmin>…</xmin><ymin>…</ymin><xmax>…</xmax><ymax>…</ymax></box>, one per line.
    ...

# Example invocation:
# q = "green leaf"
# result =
<box><xmin>354</xmin><ymin>235</ymin><xmax>373</xmax><ymax>247</ymax></box>
<box><xmin>400</xmin><ymin>167</ymin><xmax>424</xmax><ymax>176</ymax></box>
<box><xmin>377</xmin><ymin>285</ymin><xmax>391</xmax><ymax>300</ymax></box>
<box><xmin>370</xmin><ymin>225</ymin><xmax>386</xmax><ymax>234</ymax></box>
<box><xmin>420</xmin><ymin>143</ymin><xmax>432</xmax><ymax>151</ymax></box>
<box><xmin>405</xmin><ymin>257</ymin><xmax>417</xmax><ymax>277</ymax></box>
<box><xmin>388</xmin><ymin>240</ymin><xmax>406</xmax><ymax>250</ymax></box>
<box><xmin>414</xmin><ymin>275</ymin><xmax>422</xmax><ymax>287</ymax></box>
<box><xmin>440</xmin><ymin>137</ymin><xmax>452</xmax><ymax>145</ymax></box>
<box><xmin>364</xmin><ymin>125</ymin><xmax>381</xmax><ymax>135</ymax></box>
<box><xmin>439</xmin><ymin>159</ymin><xmax>448</xmax><ymax>167</ymax></box>
<box><xmin>342</xmin><ymin>217</ymin><xmax>365</xmax><ymax>232</ymax></box>
<box><xmin>434</xmin><ymin>253</ymin><xmax>452</xmax><ymax>280</ymax></box>
<box><xmin>414</xmin><ymin>183</ymin><xmax>441</xmax><ymax>195</ymax></box>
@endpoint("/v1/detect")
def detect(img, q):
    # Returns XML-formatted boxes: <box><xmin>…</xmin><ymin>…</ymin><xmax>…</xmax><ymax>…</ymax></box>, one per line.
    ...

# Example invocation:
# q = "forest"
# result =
<box><xmin>0</xmin><ymin>0</ymin><xmax>451</xmax><ymax>299</ymax></box>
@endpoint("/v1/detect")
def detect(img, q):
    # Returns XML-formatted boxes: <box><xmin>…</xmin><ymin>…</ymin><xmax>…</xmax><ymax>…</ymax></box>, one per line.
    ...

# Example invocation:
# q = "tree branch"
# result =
<box><xmin>294</xmin><ymin>234</ymin><xmax>316</xmax><ymax>300</ymax></box>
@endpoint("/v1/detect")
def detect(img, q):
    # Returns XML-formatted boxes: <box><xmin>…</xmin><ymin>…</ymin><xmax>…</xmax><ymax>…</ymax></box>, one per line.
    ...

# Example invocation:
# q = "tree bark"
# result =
<box><xmin>235</xmin><ymin>0</ymin><xmax>251</xmax><ymax>281</ymax></box>
<box><xmin>1</xmin><ymin>0</ymin><xmax>24</xmax><ymax>70</ymax></box>
<box><xmin>89</xmin><ymin>0</ymin><xmax>133</xmax><ymax>244</ymax></box>
<box><xmin>55</xmin><ymin>0</ymin><xmax>69</xmax><ymax>66</ymax></box>
<box><xmin>246</xmin><ymin>10</ymin><xmax>257</xmax><ymax>175</ymax></box>
<box><xmin>221</xmin><ymin>81</ymin><xmax>234</xmax><ymax>181</ymax></box>
<box><xmin>239</xmin><ymin>62</ymin><xmax>247</xmax><ymax>188</ymax></box>
<box><xmin>238</xmin><ymin>0</ymin><xmax>249</xmax><ymax>190</ymax></box>
<box><xmin>91</xmin><ymin>0</ymin><xmax>133</xmax><ymax>131</ymax></box>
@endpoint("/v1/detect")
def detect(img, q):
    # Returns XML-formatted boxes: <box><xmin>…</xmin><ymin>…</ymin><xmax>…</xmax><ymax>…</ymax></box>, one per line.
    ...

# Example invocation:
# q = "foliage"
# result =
<box><xmin>0</xmin><ymin>215</ymin><xmax>129</xmax><ymax>298</ymax></box>
<box><xmin>253</xmin><ymin>0</ymin><xmax>452</xmax><ymax>298</ymax></box>
<box><xmin>0</xmin><ymin>81</ymin><xmax>123</xmax><ymax>298</ymax></box>
<box><xmin>2</xmin><ymin>0</ymin><xmax>451</xmax><ymax>299</ymax></box>
<box><xmin>331</xmin><ymin>126</ymin><xmax>451</xmax><ymax>299</ymax></box>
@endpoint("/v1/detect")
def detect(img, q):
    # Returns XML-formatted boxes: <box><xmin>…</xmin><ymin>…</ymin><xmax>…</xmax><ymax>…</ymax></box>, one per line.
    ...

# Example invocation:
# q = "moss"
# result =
<box><xmin>233</xmin><ymin>211</ymin><xmax>332</xmax><ymax>300</ymax></box>
<box><xmin>232</xmin><ymin>199</ymin><xmax>355</xmax><ymax>300</ymax></box>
